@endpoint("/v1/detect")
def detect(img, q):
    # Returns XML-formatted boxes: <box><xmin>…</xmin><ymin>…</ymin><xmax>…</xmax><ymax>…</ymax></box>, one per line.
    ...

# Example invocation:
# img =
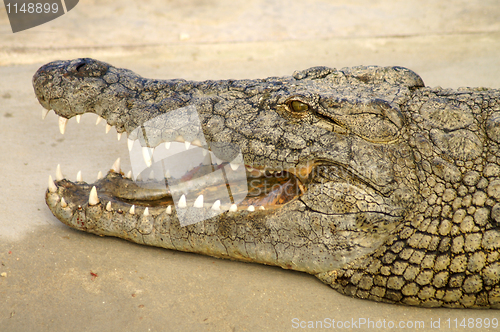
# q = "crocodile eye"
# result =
<box><xmin>291</xmin><ymin>101</ymin><xmax>309</xmax><ymax>112</ymax></box>
<box><xmin>286</xmin><ymin>100</ymin><xmax>310</xmax><ymax>118</ymax></box>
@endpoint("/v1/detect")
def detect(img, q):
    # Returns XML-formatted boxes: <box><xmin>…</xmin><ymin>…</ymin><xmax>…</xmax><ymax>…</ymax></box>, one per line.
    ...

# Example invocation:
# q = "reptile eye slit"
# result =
<box><xmin>286</xmin><ymin>99</ymin><xmax>310</xmax><ymax>117</ymax></box>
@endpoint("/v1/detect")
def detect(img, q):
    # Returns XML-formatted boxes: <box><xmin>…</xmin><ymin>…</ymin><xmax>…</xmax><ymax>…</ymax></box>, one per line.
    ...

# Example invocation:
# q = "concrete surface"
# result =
<box><xmin>1</xmin><ymin>0</ymin><xmax>500</xmax><ymax>331</ymax></box>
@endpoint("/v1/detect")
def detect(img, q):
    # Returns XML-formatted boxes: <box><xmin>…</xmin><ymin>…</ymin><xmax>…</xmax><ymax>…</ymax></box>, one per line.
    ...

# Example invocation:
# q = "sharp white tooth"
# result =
<box><xmin>211</xmin><ymin>200</ymin><xmax>221</xmax><ymax>211</ymax></box>
<box><xmin>41</xmin><ymin>109</ymin><xmax>50</xmax><ymax>120</ymax></box>
<box><xmin>165</xmin><ymin>169</ymin><xmax>171</xmax><ymax>178</ymax></box>
<box><xmin>136</xmin><ymin>173</ymin><xmax>143</xmax><ymax>181</ymax></box>
<box><xmin>148</xmin><ymin>170</ymin><xmax>155</xmax><ymax>180</ymax></box>
<box><xmin>259</xmin><ymin>206</ymin><xmax>266</xmax><ymax>210</ymax></box>
<box><xmin>247</xmin><ymin>205</ymin><xmax>255</xmax><ymax>212</ymax></box>
<box><xmin>127</xmin><ymin>139</ymin><xmax>134</xmax><ymax>152</ymax></box>
<box><xmin>193</xmin><ymin>195</ymin><xmax>203</xmax><ymax>208</ymax></box>
<box><xmin>97</xmin><ymin>171</ymin><xmax>103</xmax><ymax>180</ymax></box>
<box><xmin>178</xmin><ymin>194</ymin><xmax>187</xmax><ymax>208</ymax></box>
<box><xmin>201</xmin><ymin>156</ymin><xmax>211</xmax><ymax>166</ymax></box>
<box><xmin>96</xmin><ymin>116</ymin><xmax>103</xmax><ymax>125</ymax></box>
<box><xmin>106</xmin><ymin>201</ymin><xmax>112</xmax><ymax>211</ymax></box>
<box><xmin>202</xmin><ymin>149</ymin><xmax>208</xmax><ymax>156</ymax></box>
<box><xmin>164</xmin><ymin>142</ymin><xmax>171</xmax><ymax>149</ymax></box>
<box><xmin>230</xmin><ymin>162</ymin><xmax>240</xmax><ymax>171</ymax></box>
<box><xmin>143</xmin><ymin>207</ymin><xmax>149</xmax><ymax>216</ymax></box>
<box><xmin>229</xmin><ymin>204</ymin><xmax>238</xmax><ymax>212</ymax></box>
<box><xmin>48</xmin><ymin>175</ymin><xmax>57</xmax><ymax>192</ymax></box>
<box><xmin>56</xmin><ymin>164</ymin><xmax>64</xmax><ymax>181</ymax></box>
<box><xmin>176</xmin><ymin>135</ymin><xmax>185</xmax><ymax>142</ymax></box>
<box><xmin>58</xmin><ymin>117</ymin><xmax>68</xmax><ymax>135</ymax></box>
<box><xmin>111</xmin><ymin>158</ymin><xmax>121</xmax><ymax>173</ymax></box>
<box><xmin>88</xmin><ymin>186</ymin><xmax>99</xmax><ymax>205</ymax></box>
<box><xmin>126</xmin><ymin>170</ymin><xmax>132</xmax><ymax>179</ymax></box>
<box><xmin>76</xmin><ymin>170</ymin><xmax>82</xmax><ymax>182</ymax></box>
<box><xmin>129</xmin><ymin>205</ymin><xmax>135</xmax><ymax>214</ymax></box>
<box><xmin>60</xmin><ymin>197</ymin><xmax>68</xmax><ymax>208</ymax></box>
<box><xmin>192</xmin><ymin>139</ymin><xmax>202</xmax><ymax>147</ymax></box>
<box><xmin>184</xmin><ymin>141</ymin><xmax>191</xmax><ymax>150</ymax></box>
<box><xmin>76</xmin><ymin>114</ymin><xmax>81</xmax><ymax>123</ymax></box>
<box><xmin>166</xmin><ymin>205</ymin><xmax>172</xmax><ymax>215</ymax></box>
<box><xmin>105</xmin><ymin>123</ymin><xmax>112</xmax><ymax>133</ymax></box>
<box><xmin>142</xmin><ymin>147</ymin><xmax>153</xmax><ymax>167</ymax></box>
<box><xmin>117</xmin><ymin>132</ymin><xmax>122</xmax><ymax>141</ymax></box>
<box><xmin>213</xmin><ymin>156</ymin><xmax>223</xmax><ymax>165</ymax></box>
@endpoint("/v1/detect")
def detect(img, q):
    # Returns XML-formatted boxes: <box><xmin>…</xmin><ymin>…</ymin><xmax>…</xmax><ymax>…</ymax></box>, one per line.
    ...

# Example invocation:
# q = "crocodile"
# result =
<box><xmin>33</xmin><ymin>58</ymin><xmax>500</xmax><ymax>308</ymax></box>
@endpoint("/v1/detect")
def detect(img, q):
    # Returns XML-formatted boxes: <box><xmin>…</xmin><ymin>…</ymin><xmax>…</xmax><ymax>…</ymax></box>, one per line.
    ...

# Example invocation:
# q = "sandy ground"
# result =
<box><xmin>1</xmin><ymin>1</ymin><xmax>500</xmax><ymax>331</ymax></box>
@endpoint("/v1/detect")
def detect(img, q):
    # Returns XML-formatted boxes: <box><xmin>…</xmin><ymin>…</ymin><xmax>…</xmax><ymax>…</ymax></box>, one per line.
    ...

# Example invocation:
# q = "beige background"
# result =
<box><xmin>1</xmin><ymin>1</ymin><xmax>500</xmax><ymax>331</ymax></box>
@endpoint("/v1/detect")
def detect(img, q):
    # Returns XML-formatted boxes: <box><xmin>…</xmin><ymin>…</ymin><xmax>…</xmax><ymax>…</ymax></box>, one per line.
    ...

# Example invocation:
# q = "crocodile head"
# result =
<box><xmin>34</xmin><ymin>58</ymin><xmax>500</xmax><ymax>308</ymax></box>
<box><xmin>33</xmin><ymin>58</ymin><xmax>425</xmax><ymax>270</ymax></box>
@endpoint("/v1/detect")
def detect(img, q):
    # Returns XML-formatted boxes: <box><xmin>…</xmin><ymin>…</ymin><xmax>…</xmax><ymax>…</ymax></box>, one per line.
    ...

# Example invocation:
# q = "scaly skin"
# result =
<box><xmin>33</xmin><ymin>58</ymin><xmax>500</xmax><ymax>308</ymax></box>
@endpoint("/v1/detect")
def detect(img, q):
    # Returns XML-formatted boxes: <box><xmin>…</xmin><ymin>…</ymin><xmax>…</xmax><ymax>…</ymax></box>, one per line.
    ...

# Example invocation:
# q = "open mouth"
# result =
<box><xmin>45</xmin><ymin>111</ymin><xmax>309</xmax><ymax>219</ymax></box>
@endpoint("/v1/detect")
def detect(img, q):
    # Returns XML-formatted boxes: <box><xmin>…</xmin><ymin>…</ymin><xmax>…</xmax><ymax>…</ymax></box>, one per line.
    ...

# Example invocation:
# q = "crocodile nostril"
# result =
<box><xmin>75</xmin><ymin>62</ymin><xmax>86</xmax><ymax>72</ymax></box>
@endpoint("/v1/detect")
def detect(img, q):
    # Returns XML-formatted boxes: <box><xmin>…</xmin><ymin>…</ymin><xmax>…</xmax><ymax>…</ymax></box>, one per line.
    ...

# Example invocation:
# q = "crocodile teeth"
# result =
<box><xmin>166</xmin><ymin>205</ymin><xmax>172</xmax><ymax>214</ymax></box>
<box><xmin>56</xmin><ymin>164</ymin><xmax>64</xmax><ymax>181</ymax></box>
<box><xmin>125</xmin><ymin>170</ymin><xmax>132</xmax><ymax>179</ymax></box>
<box><xmin>76</xmin><ymin>170</ymin><xmax>82</xmax><ymax>182</ymax></box>
<box><xmin>106</xmin><ymin>201</ymin><xmax>112</xmax><ymax>211</ymax></box>
<box><xmin>212</xmin><ymin>155</ymin><xmax>223</xmax><ymax>165</ymax></box>
<box><xmin>48</xmin><ymin>175</ymin><xmax>57</xmax><ymax>192</ymax></box>
<box><xmin>143</xmin><ymin>207</ymin><xmax>149</xmax><ymax>216</ymax></box>
<box><xmin>88</xmin><ymin>186</ymin><xmax>99</xmax><ymax>205</ymax></box>
<box><xmin>127</xmin><ymin>139</ymin><xmax>134</xmax><ymax>152</ymax></box>
<box><xmin>96</xmin><ymin>116</ymin><xmax>103</xmax><ymax>125</ymax></box>
<box><xmin>259</xmin><ymin>206</ymin><xmax>265</xmax><ymax>211</ymax></box>
<box><xmin>164</xmin><ymin>142</ymin><xmax>171</xmax><ymax>150</ymax></box>
<box><xmin>60</xmin><ymin>197</ymin><xmax>68</xmax><ymax>208</ymax></box>
<box><xmin>192</xmin><ymin>139</ymin><xmax>202</xmax><ymax>147</ymax></box>
<box><xmin>148</xmin><ymin>170</ymin><xmax>155</xmax><ymax>180</ymax></box>
<box><xmin>111</xmin><ymin>158</ymin><xmax>121</xmax><ymax>173</ymax></box>
<box><xmin>76</xmin><ymin>114</ymin><xmax>81</xmax><ymax>123</ymax></box>
<box><xmin>41</xmin><ymin>109</ymin><xmax>50</xmax><ymax>120</ymax></box>
<box><xmin>129</xmin><ymin>205</ymin><xmax>135</xmax><ymax>214</ymax></box>
<box><xmin>230</xmin><ymin>162</ymin><xmax>240</xmax><ymax>171</ymax></box>
<box><xmin>211</xmin><ymin>200</ymin><xmax>221</xmax><ymax>211</ymax></box>
<box><xmin>142</xmin><ymin>147</ymin><xmax>153</xmax><ymax>167</ymax></box>
<box><xmin>97</xmin><ymin>171</ymin><xmax>103</xmax><ymax>180</ymax></box>
<box><xmin>165</xmin><ymin>169</ymin><xmax>171</xmax><ymax>178</ymax></box>
<box><xmin>193</xmin><ymin>195</ymin><xmax>203</xmax><ymax>208</ymax></box>
<box><xmin>247</xmin><ymin>205</ymin><xmax>255</xmax><ymax>212</ymax></box>
<box><xmin>229</xmin><ymin>204</ymin><xmax>238</xmax><ymax>212</ymax></box>
<box><xmin>178</xmin><ymin>194</ymin><xmax>187</xmax><ymax>208</ymax></box>
<box><xmin>105</xmin><ymin>123</ymin><xmax>112</xmax><ymax>134</ymax></box>
<box><xmin>136</xmin><ymin>173</ymin><xmax>143</xmax><ymax>181</ymax></box>
<box><xmin>117</xmin><ymin>132</ymin><xmax>122</xmax><ymax>141</ymax></box>
<box><xmin>58</xmin><ymin>117</ymin><xmax>68</xmax><ymax>134</ymax></box>
<box><xmin>184</xmin><ymin>141</ymin><xmax>191</xmax><ymax>150</ymax></box>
